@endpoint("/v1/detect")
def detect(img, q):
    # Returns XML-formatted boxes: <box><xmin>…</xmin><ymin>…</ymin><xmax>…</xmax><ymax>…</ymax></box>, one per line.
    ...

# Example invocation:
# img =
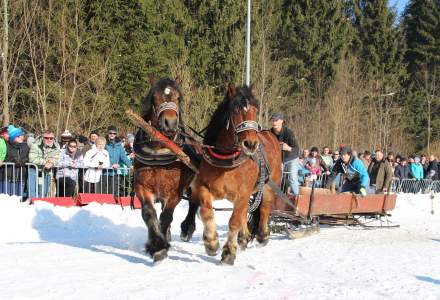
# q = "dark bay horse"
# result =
<box><xmin>191</xmin><ymin>84</ymin><xmax>282</xmax><ymax>265</ymax></box>
<box><xmin>133</xmin><ymin>77</ymin><xmax>197</xmax><ymax>262</ymax></box>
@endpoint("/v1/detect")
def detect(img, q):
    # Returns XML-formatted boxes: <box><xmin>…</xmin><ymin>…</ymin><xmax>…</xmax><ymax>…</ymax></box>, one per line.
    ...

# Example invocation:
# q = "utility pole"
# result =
<box><xmin>2</xmin><ymin>0</ymin><xmax>9</xmax><ymax>126</ymax></box>
<box><xmin>245</xmin><ymin>0</ymin><xmax>251</xmax><ymax>86</ymax></box>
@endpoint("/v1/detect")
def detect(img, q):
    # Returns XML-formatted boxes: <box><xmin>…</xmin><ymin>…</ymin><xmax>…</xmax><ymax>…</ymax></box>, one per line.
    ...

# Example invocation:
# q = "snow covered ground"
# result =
<box><xmin>0</xmin><ymin>193</ymin><xmax>439</xmax><ymax>300</ymax></box>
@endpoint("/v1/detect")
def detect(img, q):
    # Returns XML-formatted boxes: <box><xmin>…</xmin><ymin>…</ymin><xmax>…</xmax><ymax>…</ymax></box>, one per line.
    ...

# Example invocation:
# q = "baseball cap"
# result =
<box><xmin>270</xmin><ymin>112</ymin><xmax>284</xmax><ymax>120</ymax></box>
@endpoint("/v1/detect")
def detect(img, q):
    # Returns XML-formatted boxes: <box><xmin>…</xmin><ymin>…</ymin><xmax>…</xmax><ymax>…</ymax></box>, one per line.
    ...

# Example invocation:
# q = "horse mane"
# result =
<box><xmin>203</xmin><ymin>85</ymin><xmax>259</xmax><ymax>145</ymax></box>
<box><xmin>141</xmin><ymin>78</ymin><xmax>184</xmax><ymax>120</ymax></box>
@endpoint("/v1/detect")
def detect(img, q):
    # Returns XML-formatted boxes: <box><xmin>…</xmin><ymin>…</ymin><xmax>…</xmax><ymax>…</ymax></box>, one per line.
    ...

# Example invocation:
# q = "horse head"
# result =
<box><xmin>226</xmin><ymin>84</ymin><xmax>260</xmax><ymax>156</ymax></box>
<box><xmin>143</xmin><ymin>77</ymin><xmax>183</xmax><ymax>137</ymax></box>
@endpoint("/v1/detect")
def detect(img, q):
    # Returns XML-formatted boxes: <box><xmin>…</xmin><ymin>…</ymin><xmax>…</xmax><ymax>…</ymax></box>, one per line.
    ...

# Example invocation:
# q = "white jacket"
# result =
<box><xmin>83</xmin><ymin>148</ymin><xmax>110</xmax><ymax>183</ymax></box>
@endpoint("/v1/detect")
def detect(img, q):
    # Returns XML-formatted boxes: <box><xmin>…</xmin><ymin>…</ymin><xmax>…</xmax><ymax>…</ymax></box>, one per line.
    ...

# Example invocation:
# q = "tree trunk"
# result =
<box><xmin>2</xmin><ymin>0</ymin><xmax>9</xmax><ymax>126</ymax></box>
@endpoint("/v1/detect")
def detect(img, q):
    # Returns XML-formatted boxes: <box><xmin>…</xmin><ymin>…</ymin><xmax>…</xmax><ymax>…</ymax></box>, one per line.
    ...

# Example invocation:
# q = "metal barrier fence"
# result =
<box><xmin>0</xmin><ymin>162</ymin><xmax>134</xmax><ymax>201</ymax></box>
<box><xmin>282</xmin><ymin>169</ymin><xmax>440</xmax><ymax>195</ymax></box>
<box><xmin>2</xmin><ymin>162</ymin><xmax>440</xmax><ymax>200</ymax></box>
<box><xmin>390</xmin><ymin>179</ymin><xmax>440</xmax><ymax>194</ymax></box>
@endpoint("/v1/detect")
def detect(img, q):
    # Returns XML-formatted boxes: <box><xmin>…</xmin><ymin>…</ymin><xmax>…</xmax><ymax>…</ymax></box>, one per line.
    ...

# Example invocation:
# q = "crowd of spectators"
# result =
<box><xmin>0</xmin><ymin>124</ymin><xmax>136</xmax><ymax>201</ymax></box>
<box><xmin>296</xmin><ymin>146</ymin><xmax>440</xmax><ymax>191</ymax></box>
<box><xmin>2</xmin><ymin>119</ymin><xmax>439</xmax><ymax>201</ymax></box>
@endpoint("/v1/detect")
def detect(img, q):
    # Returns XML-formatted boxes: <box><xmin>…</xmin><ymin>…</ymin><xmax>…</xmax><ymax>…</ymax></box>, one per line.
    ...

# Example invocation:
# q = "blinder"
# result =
<box><xmin>156</xmin><ymin>101</ymin><xmax>179</xmax><ymax>118</ymax></box>
<box><xmin>234</xmin><ymin>120</ymin><xmax>261</xmax><ymax>134</ymax></box>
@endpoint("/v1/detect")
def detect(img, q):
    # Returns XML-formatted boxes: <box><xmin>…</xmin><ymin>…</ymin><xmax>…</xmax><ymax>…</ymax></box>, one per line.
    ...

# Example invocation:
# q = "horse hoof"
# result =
<box><xmin>180</xmin><ymin>231</ymin><xmax>193</xmax><ymax>242</ymax></box>
<box><xmin>205</xmin><ymin>245</ymin><xmax>218</xmax><ymax>256</ymax></box>
<box><xmin>180</xmin><ymin>223</ymin><xmax>195</xmax><ymax>242</ymax></box>
<box><xmin>256</xmin><ymin>235</ymin><xmax>269</xmax><ymax>247</ymax></box>
<box><xmin>238</xmin><ymin>239</ymin><xmax>249</xmax><ymax>251</ymax></box>
<box><xmin>220</xmin><ymin>253</ymin><xmax>236</xmax><ymax>265</ymax></box>
<box><xmin>153</xmin><ymin>249</ymin><xmax>168</xmax><ymax>263</ymax></box>
<box><xmin>204</xmin><ymin>240</ymin><xmax>219</xmax><ymax>256</ymax></box>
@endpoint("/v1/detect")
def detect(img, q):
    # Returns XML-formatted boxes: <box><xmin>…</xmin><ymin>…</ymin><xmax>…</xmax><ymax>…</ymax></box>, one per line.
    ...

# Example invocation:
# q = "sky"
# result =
<box><xmin>390</xmin><ymin>0</ymin><xmax>409</xmax><ymax>16</ymax></box>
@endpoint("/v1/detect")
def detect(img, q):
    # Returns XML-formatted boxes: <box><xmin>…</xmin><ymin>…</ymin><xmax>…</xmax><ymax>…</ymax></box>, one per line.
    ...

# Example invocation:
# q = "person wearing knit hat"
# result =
<box><xmin>4</xmin><ymin>127</ymin><xmax>29</xmax><ymax>199</ymax></box>
<box><xmin>60</xmin><ymin>130</ymin><xmax>73</xmax><ymax>148</ymax></box>
<box><xmin>8</xmin><ymin>127</ymin><xmax>24</xmax><ymax>143</ymax></box>
<box><xmin>325</xmin><ymin>145</ymin><xmax>369</xmax><ymax>197</ymax></box>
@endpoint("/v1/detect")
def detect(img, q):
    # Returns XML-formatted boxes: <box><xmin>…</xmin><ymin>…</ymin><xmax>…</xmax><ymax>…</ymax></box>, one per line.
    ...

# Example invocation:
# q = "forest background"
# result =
<box><xmin>0</xmin><ymin>0</ymin><xmax>439</xmax><ymax>155</ymax></box>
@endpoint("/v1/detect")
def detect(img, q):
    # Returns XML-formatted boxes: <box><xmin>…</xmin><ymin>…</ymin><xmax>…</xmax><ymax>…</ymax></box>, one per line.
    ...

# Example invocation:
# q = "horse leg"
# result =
<box><xmin>159</xmin><ymin>201</ymin><xmax>177</xmax><ymax>242</ymax></box>
<box><xmin>237</xmin><ymin>217</ymin><xmax>251</xmax><ymax>250</ymax></box>
<box><xmin>180</xmin><ymin>199</ymin><xmax>199</xmax><ymax>242</ymax></box>
<box><xmin>139</xmin><ymin>192</ymin><xmax>170</xmax><ymax>263</ymax></box>
<box><xmin>221</xmin><ymin>198</ymin><xmax>248</xmax><ymax>265</ymax></box>
<box><xmin>255</xmin><ymin>186</ymin><xmax>274</xmax><ymax>246</ymax></box>
<box><xmin>196</xmin><ymin>186</ymin><xmax>219</xmax><ymax>256</ymax></box>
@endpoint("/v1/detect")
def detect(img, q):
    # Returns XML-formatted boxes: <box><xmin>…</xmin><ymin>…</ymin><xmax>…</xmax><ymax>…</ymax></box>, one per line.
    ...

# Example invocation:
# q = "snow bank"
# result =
<box><xmin>0</xmin><ymin>194</ymin><xmax>439</xmax><ymax>299</ymax></box>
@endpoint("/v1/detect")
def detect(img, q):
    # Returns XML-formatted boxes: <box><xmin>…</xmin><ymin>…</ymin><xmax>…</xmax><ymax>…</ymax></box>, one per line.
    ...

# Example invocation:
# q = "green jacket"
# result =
<box><xmin>0</xmin><ymin>138</ymin><xmax>6</xmax><ymax>161</ymax></box>
<box><xmin>29</xmin><ymin>140</ymin><xmax>61</xmax><ymax>166</ymax></box>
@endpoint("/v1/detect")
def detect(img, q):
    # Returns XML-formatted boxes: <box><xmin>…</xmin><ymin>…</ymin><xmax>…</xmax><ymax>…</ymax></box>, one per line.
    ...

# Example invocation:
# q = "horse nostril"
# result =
<box><xmin>165</xmin><ymin>118</ymin><xmax>177</xmax><ymax>129</ymax></box>
<box><xmin>244</xmin><ymin>141</ymin><xmax>257</xmax><ymax>151</ymax></box>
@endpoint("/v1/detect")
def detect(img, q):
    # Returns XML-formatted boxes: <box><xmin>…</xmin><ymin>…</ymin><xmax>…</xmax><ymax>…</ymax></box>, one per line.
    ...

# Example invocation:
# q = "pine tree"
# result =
<box><xmin>351</xmin><ymin>0</ymin><xmax>406</xmax><ymax>89</ymax></box>
<box><xmin>403</xmin><ymin>0</ymin><xmax>440</xmax><ymax>74</ymax></box>
<box><xmin>402</xmin><ymin>0</ymin><xmax>440</xmax><ymax>151</ymax></box>
<box><xmin>182</xmin><ymin>0</ymin><xmax>247</xmax><ymax>88</ymax></box>
<box><xmin>275</xmin><ymin>0</ymin><xmax>351</xmax><ymax>93</ymax></box>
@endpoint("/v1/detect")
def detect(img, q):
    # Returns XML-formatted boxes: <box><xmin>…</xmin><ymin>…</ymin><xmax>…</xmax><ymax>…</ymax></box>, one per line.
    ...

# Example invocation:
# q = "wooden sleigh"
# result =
<box><xmin>270</xmin><ymin>186</ymin><xmax>399</xmax><ymax>238</ymax></box>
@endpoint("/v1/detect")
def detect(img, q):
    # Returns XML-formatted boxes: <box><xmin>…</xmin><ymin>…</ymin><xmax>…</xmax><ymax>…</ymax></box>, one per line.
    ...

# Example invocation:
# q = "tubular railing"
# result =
<box><xmin>390</xmin><ymin>178</ymin><xmax>440</xmax><ymax>194</ymax></box>
<box><xmin>0</xmin><ymin>163</ymin><xmax>134</xmax><ymax>201</ymax></box>
<box><xmin>2</xmin><ymin>162</ymin><xmax>440</xmax><ymax>200</ymax></box>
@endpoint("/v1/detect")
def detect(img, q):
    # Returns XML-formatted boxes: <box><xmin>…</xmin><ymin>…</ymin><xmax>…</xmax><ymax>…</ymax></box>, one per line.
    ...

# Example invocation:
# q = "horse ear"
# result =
<box><xmin>227</xmin><ymin>84</ymin><xmax>236</xmax><ymax>98</ymax></box>
<box><xmin>250</xmin><ymin>84</ymin><xmax>257</xmax><ymax>97</ymax></box>
<box><xmin>175</xmin><ymin>76</ymin><xmax>182</xmax><ymax>86</ymax></box>
<box><xmin>148</xmin><ymin>76</ymin><xmax>157</xmax><ymax>87</ymax></box>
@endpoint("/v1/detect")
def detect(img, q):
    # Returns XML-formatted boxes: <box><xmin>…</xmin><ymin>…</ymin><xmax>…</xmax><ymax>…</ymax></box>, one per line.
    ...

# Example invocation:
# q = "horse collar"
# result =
<box><xmin>202</xmin><ymin>146</ymin><xmax>252</xmax><ymax>168</ymax></box>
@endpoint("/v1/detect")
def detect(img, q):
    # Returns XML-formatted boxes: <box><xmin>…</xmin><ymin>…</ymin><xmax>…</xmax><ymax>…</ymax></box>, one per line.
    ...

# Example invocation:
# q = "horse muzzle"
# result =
<box><xmin>242</xmin><ymin>140</ymin><xmax>259</xmax><ymax>156</ymax></box>
<box><xmin>160</xmin><ymin>116</ymin><xmax>178</xmax><ymax>136</ymax></box>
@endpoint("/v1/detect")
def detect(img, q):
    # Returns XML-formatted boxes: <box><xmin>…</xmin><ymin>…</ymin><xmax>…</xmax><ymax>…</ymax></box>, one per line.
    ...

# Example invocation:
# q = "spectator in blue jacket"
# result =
<box><xmin>326</xmin><ymin>146</ymin><xmax>370</xmax><ymax>197</ymax></box>
<box><xmin>101</xmin><ymin>125</ymin><xmax>132</xmax><ymax>196</ymax></box>
<box><xmin>409</xmin><ymin>156</ymin><xmax>424</xmax><ymax>180</ymax></box>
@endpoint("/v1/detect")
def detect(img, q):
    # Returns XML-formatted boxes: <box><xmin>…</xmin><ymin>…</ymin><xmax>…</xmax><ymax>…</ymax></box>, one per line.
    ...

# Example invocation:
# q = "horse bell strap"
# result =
<box><xmin>235</xmin><ymin>121</ymin><xmax>261</xmax><ymax>134</ymax></box>
<box><xmin>249</xmin><ymin>143</ymin><xmax>272</xmax><ymax>213</ymax></box>
<box><xmin>156</xmin><ymin>102</ymin><xmax>179</xmax><ymax>118</ymax></box>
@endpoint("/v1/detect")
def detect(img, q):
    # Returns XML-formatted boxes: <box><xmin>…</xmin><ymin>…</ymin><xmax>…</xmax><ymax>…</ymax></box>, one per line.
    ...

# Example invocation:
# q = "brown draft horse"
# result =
<box><xmin>133</xmin><ymin>78</ymin><xmax>196</xmax><ymax>263</ymax></box>
<box><xmin>191</xmin><ymin>84</ymin><xmax>282</xmax><ymax>265</ymax></box>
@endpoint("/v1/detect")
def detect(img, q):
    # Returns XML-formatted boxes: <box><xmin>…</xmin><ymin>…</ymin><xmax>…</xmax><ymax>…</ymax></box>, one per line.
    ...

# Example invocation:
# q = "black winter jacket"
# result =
<box><xmin>3</xmin><ymin>141</ymin><xmax>30</xmax><ymax>181</ymax></box>
<box><xmin>427</xmin><ymin>160</ymin><xmax>439</xmax><ymax>180</ymax></box>
<box><xmin>271</xmin><ymin>125</ymin><xmax>300</xmax><ymax>162</ymax></box>
<box><xmin>394</xmin><ymin>164</ymin><xmax>411</xmax><ymax>180</ymax></box>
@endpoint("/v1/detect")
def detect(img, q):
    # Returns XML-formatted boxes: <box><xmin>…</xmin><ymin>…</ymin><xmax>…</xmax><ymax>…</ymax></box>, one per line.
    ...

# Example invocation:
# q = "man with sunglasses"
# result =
<box><xmin>101</xmin><ymin>125</ymin><xmax>132</xmax><ymax>196</ymax></box>
<box><xmin>28</xmin><ymin>130</ymin><xmax>60</xmax><ymax>198</ymax></box>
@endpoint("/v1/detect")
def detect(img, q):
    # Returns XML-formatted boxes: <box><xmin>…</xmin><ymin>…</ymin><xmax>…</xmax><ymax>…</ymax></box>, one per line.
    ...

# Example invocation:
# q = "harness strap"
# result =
<box><xmin>206</xmin><ymin>146</ymin><xmax>241</xmax><ymax>160</ymax></box>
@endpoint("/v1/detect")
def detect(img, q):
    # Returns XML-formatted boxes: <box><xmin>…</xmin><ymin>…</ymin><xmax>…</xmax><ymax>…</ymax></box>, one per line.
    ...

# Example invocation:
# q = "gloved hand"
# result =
<box><xmin>359</xmin><ymin>187</ymin><xmax>367</xmax><ymax>197</ymax></box>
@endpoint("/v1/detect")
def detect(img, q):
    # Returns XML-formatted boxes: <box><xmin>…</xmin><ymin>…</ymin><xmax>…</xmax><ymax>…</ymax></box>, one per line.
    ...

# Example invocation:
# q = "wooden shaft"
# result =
<box><xmin>125</xmin><ymin>109</ymin><xmax>198</xmax><ymax>174</ymax></box>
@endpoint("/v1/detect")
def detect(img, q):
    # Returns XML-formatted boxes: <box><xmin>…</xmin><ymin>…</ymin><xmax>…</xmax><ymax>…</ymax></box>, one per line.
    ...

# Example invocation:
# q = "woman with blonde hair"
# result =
<box><xmin>83</xmin><ymin>137</ymin><xmax>110</xmax><ymax>193</ymax></box>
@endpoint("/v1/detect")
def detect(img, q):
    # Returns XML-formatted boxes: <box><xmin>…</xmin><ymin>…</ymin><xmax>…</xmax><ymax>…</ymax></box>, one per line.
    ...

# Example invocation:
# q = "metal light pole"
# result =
<box><xmin>245</xmin><ymin>0</ymin><xmax>251</xmax><ymax>86</ymax></box>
